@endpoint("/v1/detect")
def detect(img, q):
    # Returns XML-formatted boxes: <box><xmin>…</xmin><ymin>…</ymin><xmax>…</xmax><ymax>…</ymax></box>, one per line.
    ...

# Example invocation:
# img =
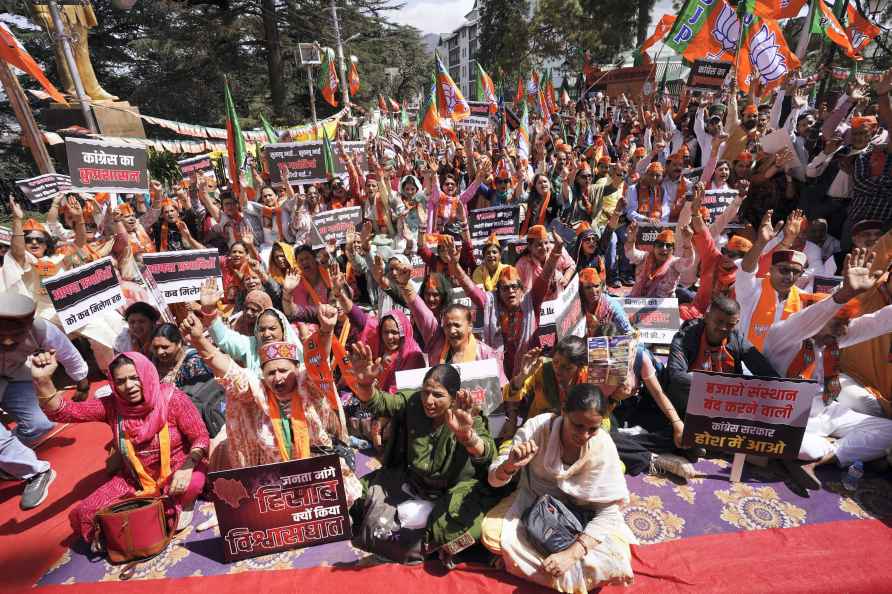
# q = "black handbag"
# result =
<box><xmin>522</xmin><ymin>494</ymin><xmax>594</xmax><ymax>556</ymax></box>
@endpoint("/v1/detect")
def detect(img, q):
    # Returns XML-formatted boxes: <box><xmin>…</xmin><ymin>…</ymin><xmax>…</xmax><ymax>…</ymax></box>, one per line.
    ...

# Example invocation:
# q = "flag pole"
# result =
<box><xmin>796</xmin><ymin>0</ymin><xmax>817</xmax><ymax>59</ymax></box>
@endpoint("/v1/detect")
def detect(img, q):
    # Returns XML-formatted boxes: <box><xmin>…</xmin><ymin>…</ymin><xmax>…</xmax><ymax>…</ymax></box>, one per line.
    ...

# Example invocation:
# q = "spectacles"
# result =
<box><xmin>582</xmin><ymin>236</ymin><xmax>596</xmax><ymax>243</ymax></box>
<box><xmin>498</xmin><ymin>283</ymin><xmax>523</xmax><ymax>293</ymax></box>
<box><xmin>25</xmin><ymin>235</ymin><xmax>46</xmax><ymax>245</ymax></box>
<box><xmin>654</xmin><ymin>241</ymin><xmax>674</xmax><ymax>249</ymax></box>
<box><xmin>776</xmin><ymin>266</ymin><xmax>804</xmax><ymax>277</ymax></box>
<box><xmin>722</xmin><ymin>249</ymin><xmax>744</xmax><ymax>260</ymax></box>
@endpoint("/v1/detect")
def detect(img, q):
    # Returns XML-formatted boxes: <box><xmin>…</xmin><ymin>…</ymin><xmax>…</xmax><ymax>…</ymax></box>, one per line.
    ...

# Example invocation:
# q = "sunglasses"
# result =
<box><xmin>25</xmin><ymin>235</ymin><xmax>47</xmax><ymax>245</ymax></box>
<box><xmin>654</xmin><ymin>241</ymin><xmax>674</xmax><ymax>249</ymax></box>
<box><xmin>582</xmin><ymin>235</ymin><xmax>596</xmax><ymax>243</ymax></box>
<box><xmin>722</xmin><ymin>248</ymin><xmax>744</xmax><ymax>260</ymax></box>
<box><xmin>498</xmin><ymin>283</ymin><xmax>523</xmax><ymax>293</ymax></box>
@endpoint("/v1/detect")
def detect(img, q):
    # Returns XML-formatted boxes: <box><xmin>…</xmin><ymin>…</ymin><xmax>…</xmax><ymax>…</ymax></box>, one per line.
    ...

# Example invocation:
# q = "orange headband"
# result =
<box><xmin>851</xmin><ymin>116</ymin><xmax>877</xmax><ymax>130</ymax></box>
<box><xmin>655</xmin><ymin>229</ymin><xmax>675</xmax><ymax>243</ymax></box>
<box><xmin>497</xmin><ymin>265</ymin><xmax>520</xmax><ymax>283</ymax></box>
<box><xmin>646</xmin><ymin>161</ymin><xmax>664</xmax><ymax>174</ymax></box>
<box><xmin>726</xmin><ymin>235</ymin><xmax>753</xmax><ymax>253</ymax></box>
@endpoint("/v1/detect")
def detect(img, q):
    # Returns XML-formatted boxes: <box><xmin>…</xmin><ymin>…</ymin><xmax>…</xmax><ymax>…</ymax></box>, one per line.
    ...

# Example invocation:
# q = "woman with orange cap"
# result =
<box><xmin>515</xmin><ymin>225</ymin><xmax>575</xmax><ymax>301</ymax></box>
<box><xmin>624</xmin><ymin>222</ymin><xmax>695</xmax><ymax>298</ymax></box>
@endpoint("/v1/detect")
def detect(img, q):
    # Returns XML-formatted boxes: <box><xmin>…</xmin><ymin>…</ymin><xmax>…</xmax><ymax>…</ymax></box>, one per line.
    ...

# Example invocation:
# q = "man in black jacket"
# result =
<box><xmin>666</xmin><ymin>296</ymin><xmax>779</xmax><ymax>414</ymax></box>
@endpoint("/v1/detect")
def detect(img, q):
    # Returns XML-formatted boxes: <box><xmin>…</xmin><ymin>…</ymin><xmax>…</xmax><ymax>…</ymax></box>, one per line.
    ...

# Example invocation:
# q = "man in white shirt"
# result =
<box><xmin>761</xmin><ymin>248</ymin><xmax>892</xmax><ymax>488</ymax></box>
<box><xmin>0</xmin><ymin>294</ymin><xmax>89</xmax><ymax>445</ymax></box>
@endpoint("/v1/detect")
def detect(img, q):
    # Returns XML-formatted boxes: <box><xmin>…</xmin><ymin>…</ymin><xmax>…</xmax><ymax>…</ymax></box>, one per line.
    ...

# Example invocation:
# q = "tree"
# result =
<box><xmin>530</xmin><ymin>0</ymin><xmax>639</xmax><ymax>69</ymax></box>
<box><xmin>478</xmin><ymin>0</ymin><xmax>534</xmax><ymax>80</ymax></box>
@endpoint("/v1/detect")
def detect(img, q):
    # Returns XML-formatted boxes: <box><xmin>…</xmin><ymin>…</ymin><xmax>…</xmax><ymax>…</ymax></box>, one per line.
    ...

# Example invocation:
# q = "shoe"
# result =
<box><xmin>20</xmin><ymin>468</ymin><xmax>56</xmax><ymax>510</ymax></box>
<box><xmin>609</xmin><ymin>279</ymin><xmax>622</xmax><ymax>289</ymax></box>
<box><xmin>621</xmin><ymin>277</ymin><xmax>635</xmax><ymax>287</ymax></box>
<box><xmin>652</xmin><ymin>453</ymin><xmax>697</xmax><ymax>481</ymax></box>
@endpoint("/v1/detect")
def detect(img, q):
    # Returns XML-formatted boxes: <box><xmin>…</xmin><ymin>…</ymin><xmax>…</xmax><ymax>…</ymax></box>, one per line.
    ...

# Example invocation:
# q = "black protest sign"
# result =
<box><xmin>66</xmin><ymin>137</ymin><xmax>148</xmax><ymax>193</ymax></box>
<box><xmin>177</xmin><ymin>154</ymin><xmax>216</xmax><ymax>178</ymax></box>
<box><xmin>208</xmin><ymin>455</ymin><xmax>350</xmax><ymax>562</ymax></box>
<box><xmin>686</xmin><ymin>60</ymin><xmax>732</xmax><ymax>93</ymax></box>
<box><xmin>16</xmin><ymin>174</ymin><xmax>72</xmax><ymax>204</ymax></box>
<box><xmin>142</xmin><ymin>249</ymin><xmax>221</xmax><ymax>304</ymax></box>
<box><xmin>635</xmin><ymin>223</ymin><xmax>676</xmax><ymax>251</ymax></box>
<box><xmin>468</xmin><ymin>205</ymin><xmax>520</xmax><ymax>242</ymax></box>
<box><xmin>311</xmin><ymin>206</ymin><xmax>363</xmax><ymax>247</ymax></box>
<box><xmin>701</xmin><ymin>189</ymin><xmax>738</xmax><ymax>222</ymax></box>
<box><xmin>265</xmin><ymin>141</ymin><xmax>367</xmax><ymax>186</ymax></box>
<box><xmin>682</xmin><ymin>372</ymin><xmax>816</xmax><ymax>460</ymax></box>
<box><xmin>43</xmin><ymin>257</ymin><xmax>124</xmax><ymax>333</ymax></box>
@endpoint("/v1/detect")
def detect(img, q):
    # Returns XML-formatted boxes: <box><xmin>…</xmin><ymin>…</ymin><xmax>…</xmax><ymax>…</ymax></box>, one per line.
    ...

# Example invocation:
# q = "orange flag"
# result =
<box><xmin>0</xmin><ymin>23</ymin><xmax>66</xmax><ymax>104</ymax></box>
<box><xmin>815</xmin><ymin>0</ymin><xmax>859</xmax><ymax>59</ymax></box>
<box><xmin>435</xmin><ymin>54</ymin><xmax>469</xmax><ymax>121</ymax></box>
<box><xmin>738</xmin><ymin>15</ymin><xmax>801</xmax><ymax>93</ymax></box>
<box><xmin>755</xmin><ymin>0</ymin><xmax>807</xmax><ymax>19</ymax></box>
<box><xmin>640</xmin><ymin>14</ymin><xmax>677</xmax><ymax>54</ymax></box>
<box><xmin>845</xmin><ymin>4</ymin><xmax>881</xmax><ymax>57</ymax></box>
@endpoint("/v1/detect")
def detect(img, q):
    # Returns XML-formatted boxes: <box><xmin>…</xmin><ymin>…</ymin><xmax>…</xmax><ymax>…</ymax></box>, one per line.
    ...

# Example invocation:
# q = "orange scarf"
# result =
<box><xmin>520</xmin><ymin>190</ymin><xmax>552</xmax><ymax>235</ymax></box>
<box><xmin>303</xmin><ymin>331</ymin><xmax>343</xmax><ymax>413</ymax></box>
<box><xmin>636</xmin><ymin>183</ymin><xmax>663</xmax><ymax>220</ymax></box>
<box><xmin>747</xmin><ymin>277</ymin><xmax>802</xmax><ymax>351</ymax></box>
<box><xmin>670</xmin><ymin>177</ymin><xmax>687</xmax><ymax>221</ymax></box>
<box><xmin>266</xmin><ymin>389</ymin><xmax>310</xmax><ymax>461</ymax></box>
<box><xmin>123</xmin><ymin>424</ymin><xmax>172</xmax><ymax>496</ymax></box>
<box><xmin>261</xmin><ymin>206</ymin><xmax>286</xmax><ymax>240</ymax></box>
<box><xmin>691</xmin><ymin>332</ymin><xmax>735</xmax><ymax>373</ymax></box>
<box><xmin>159</xmin><ymin>221</ymin><xmax>171</xmax><ymax>250</ymax></box>
<box><xmin>35</xmin><ymin>258</ymin><xmax>61</xmax><ymax>279</ymax></box>
<box><xmin>787</xmin><ymin>338</ymin><xmax>841</xmax><ymax>404</ymax></box>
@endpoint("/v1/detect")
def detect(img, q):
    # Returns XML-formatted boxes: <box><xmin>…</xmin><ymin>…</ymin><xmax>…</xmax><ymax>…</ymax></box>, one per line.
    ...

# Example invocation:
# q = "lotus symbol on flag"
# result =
<box><xmin>750</xmin><ymin>25</ymin><xmax>787</xmax><ymax>83</ymax></box>
<box><xmin>713</xmin><ymin>4</ymin><xmax>741</xmax><ymax>54</ymax></box>
<box><xmin>441</xmin><ymin>81</ymin><xmax>459</xmax><ymax>112</ymax></box>
<box><xmin>851</xmin><ymin>30</ymin><xmax>867</xmax><ymax>48</ymax></box>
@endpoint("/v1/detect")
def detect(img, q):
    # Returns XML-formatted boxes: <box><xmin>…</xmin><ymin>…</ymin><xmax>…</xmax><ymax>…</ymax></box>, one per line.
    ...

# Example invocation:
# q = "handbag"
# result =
<box><xmin>522</xmin><ymin>493</ymin><xmax>594</xmax><ymax>556</ymax></box>
<box><xmin>94</xmin><ymin>496</ymin><xmax>172</xmax><ymax>569</ymax></box>
<box><xmin>353</xmin><ymin>471</ymin><xmax>427</xmax><ymax>565</ymax></box>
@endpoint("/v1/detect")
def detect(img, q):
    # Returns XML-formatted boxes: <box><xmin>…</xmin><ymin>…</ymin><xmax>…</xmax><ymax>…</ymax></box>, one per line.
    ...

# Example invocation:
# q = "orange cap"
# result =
<box><xmin>22</xmin><ymin>218</ymin><xmax>47</xmax><ymax>234</ymax></box>
<box><xmin>655</xmin><ymin>229</ymin><xmax>675</xmax><ymax>243</ymax></box>
<box><xmin>527</xmin><ymin>224</ymin><xmax>549</xmax><ymax>241</ymax></box>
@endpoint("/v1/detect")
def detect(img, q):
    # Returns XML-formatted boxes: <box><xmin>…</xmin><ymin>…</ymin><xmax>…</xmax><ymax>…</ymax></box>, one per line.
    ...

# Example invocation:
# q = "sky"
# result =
<box><xmin>390</xmin><ymin>0</ymin><xmax>677</xmax><ymax>37</ymax></box>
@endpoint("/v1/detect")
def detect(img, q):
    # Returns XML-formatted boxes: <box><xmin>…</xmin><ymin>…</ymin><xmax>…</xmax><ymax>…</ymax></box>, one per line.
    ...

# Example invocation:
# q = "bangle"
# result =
<box><xmin>576</xmin><ymin>538</ymin><xmax>590</xmax><ymax>557</ymax></box>
<box><xmin>38</xmin><ymin>391</ymin><xmax>58</xmax><ymax>402</ymax></box>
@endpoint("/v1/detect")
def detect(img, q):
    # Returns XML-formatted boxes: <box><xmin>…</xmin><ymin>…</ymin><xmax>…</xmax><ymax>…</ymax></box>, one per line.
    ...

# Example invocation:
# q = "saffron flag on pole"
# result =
<box><xmin>665</xmin><ymin>0</ymin><xmax>739</xmax><ymax>63</ymax></box>
<box><xmin>0</xmin><ymin>22</ymin><xmax>66</xmax><ymax>104</ymax></box>
<box><xmin>640</xmin><ymin>14</ymin><xmax>677</xmax><ymax>54</ymax></box>
<box><xmin>224</xmin><ymin>78</ymin><xmax>247</xmax><ymax>198</ymax></box>
<box><xmin>476</xmin><ymin>63</ymin><xmax>498</xmax><ymax>113</ymax></box>
<box><xmin>514</xmin><ymin>76</ymin><xmax>525</xmax><ymax>107</ymax></box>
<box><xmin>435</xmin><ymin>54</ymin><xmax>470</xmax><ymax>121</ymax></box>
<box><xmin>348</xmin><ymin>59</ymin><xmax>360</xmax><ymax>96</ymax></box>
<box><xmin>544</xmin><ymin>70</ymin><xmax>558</xmax><ymax>116</ymax></box>
<box><xmin>738</xmin><ymin>12</ymin><xmax>801</xmax><ymax>92</ymax></box>
<box><xmin>845</xmin><ymin>4</ymin><xmax>880</xmax><ymax>57</ymax></box>
<box><xmin>318</xmin><ymin>46</ymin><xmax>339</xmax><ymax>107</ymax></box>
<box><xmin>812</xmin><ymin>0</ymin><xmax>860</xmax><ymax>59</ymax></box>
<box><xmin>755</xmin><ymin>0</ymin><xmax>807</xmax><ymax>19</ymax></box>
<box><xmin>377</xmin><ymin>94</ymin><xmax>389</xmax><ymax>114</ymax></box>
<box><xmin>388</xmin><ymin>97</ymin><xmax>401</xmax><ymax>112</ymax></box>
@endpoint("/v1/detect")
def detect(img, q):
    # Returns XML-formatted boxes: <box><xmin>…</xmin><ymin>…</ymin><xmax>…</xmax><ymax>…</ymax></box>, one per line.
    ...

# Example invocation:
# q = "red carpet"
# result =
<box><xmin>9</xmin><ymin>518</ymin><xmax>892</xmax><ymax>594</ymax></box>
<box><xmin>0</xmin><ymin>388</ymin><xmax>112</xmax><ymax>592</ymax></box>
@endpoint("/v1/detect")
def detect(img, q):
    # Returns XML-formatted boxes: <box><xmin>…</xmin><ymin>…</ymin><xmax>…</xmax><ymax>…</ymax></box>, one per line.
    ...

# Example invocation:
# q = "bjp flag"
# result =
<box><xmin>665</xmin><ymin>0</ymin><xmax>739</xmax><ymax>63</ymax></box>
<box><xmin>476</xmin><ymin>63</ymin><xmax>498</xmax><ymax>114</ymax></box>
<box><xmin>845</xmin><ymin>4</ymin><xmax>881</xmax><ymax>57</ymax></box>
<box><xmin>812</xmin><ymin>0</ymin><xmax>859</xmax><ymax>59</ymax></box>
<box><xmin>318</xmin><ymin>46</ymin><xmax>339</xmax><ymax>107</ymax></box>
<box><xmin>419</xmin><ymin>75</ymin><xmax>441</xmax><ymax>137</ymax></box>
<box><xmin>755</xmin><ymin>0</ymin><xmax>806</xmax><ymax>20</ymax></box>
<box><xmin>738</xmin><ymin>14</ymin><xmax>801</xmax><ymax>92</ymax></box>
<box><xmin>435</xmin><ymin>54</ymin><xmax>469</xmax><ymax>121</ymax></box>
<box><xmin>348</xmin><ymin>60</ymin><xmax>360</xmax><ymax>96</ymax></box>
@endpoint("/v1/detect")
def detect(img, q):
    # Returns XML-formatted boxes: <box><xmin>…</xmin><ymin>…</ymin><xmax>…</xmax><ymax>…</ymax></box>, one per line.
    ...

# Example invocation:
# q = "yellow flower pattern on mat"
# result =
<box><xmin>829</xmin><ymin>478</ymin><xmax>892</xmax><ymax>520</ymax></box>
<box><xmin>99</xmin><ymin>537</ymin><xmax>192</xmax><ymax>581</ymax></box>
<box><xmin>622</xmin><ymin>493</ymin><xmax>685</xmax><ymax>544</ymax></box>
<box><xmin>715</xmin><ymin>483</ymin><xmax>806</xmax><ymax>530</ymax></box>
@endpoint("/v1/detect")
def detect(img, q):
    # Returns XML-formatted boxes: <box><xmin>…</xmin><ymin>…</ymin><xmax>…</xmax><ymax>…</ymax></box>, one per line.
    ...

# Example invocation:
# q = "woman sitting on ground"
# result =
<box><xmin>34</xmin><ymin>350</ymin><xmax>208</xmax><ymax>548</ymax></box>
<box><xmin>482</xmin><ymin>384</ymin><xmax>636</xmax><ymax>592</ymax></box>
<box><xmin>179</xmin><ymin>307</ymin><xmax>361</xmax><ymax>503</ymax></box>
<box><xmin>348</xmin><ymin>344</ymin><xmax>505</xmax><ymax>568</ymax></box>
